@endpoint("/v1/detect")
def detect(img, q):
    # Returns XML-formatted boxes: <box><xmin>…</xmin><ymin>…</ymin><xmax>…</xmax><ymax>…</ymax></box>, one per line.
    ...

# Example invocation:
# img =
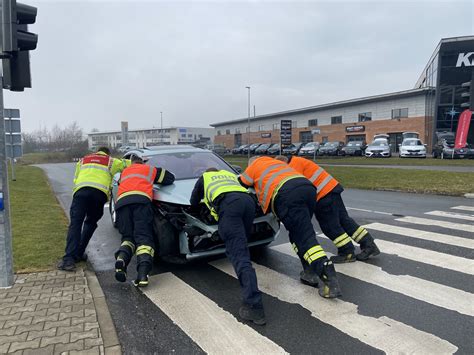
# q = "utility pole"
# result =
<box><xmin>246</xmin><ymin>86</ymin><xmax>250</xmax><ymax>160</ymax></box>
<box><xmin>160</xmin><ymin>111</ymin><xmax>163</xmax><ymax>145</ymax></box>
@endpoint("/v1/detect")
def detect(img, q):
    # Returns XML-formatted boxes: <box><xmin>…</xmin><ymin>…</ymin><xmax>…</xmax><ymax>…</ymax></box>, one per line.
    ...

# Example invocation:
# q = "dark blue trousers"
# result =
<box><xmin>63</xmin><ymin>187</ymin><xmax>107</xmax><ymax>263</ymax></box>
<box><xmin>217</xmin><ymin>192</ymin><xmax>262</xmax><ymax>308</ymax></box>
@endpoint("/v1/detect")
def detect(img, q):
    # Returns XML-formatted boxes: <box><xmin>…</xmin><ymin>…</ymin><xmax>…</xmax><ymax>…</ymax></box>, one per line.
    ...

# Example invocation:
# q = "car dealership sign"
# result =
<box><xmin>345</xmin><ymin>125</ymin><xmax>365</xmax><ymax>133</ymax></box>
<box><xmin>456</xmin><ymin>52</ymin><xmax>474</xmax><ymax>67</ymax></box>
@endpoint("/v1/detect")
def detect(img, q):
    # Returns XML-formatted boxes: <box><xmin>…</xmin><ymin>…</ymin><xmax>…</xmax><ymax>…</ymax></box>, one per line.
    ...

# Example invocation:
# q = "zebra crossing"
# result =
<box><xmin>141</xmin><ymin>204</ymin><xmax>473</xmax><ymax>354</ymax></box>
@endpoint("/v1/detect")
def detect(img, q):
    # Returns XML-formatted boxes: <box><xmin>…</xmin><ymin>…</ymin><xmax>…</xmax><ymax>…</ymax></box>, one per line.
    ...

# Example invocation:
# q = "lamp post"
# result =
<box><xmin>246</xmin><ymin>86</ymin><xmax>251</xmax><ymax>160</ymax></box>
<box><xmin>160</xmin><ymin>111</ymin><xmax>163</xmax><ymax>145</ymax></box>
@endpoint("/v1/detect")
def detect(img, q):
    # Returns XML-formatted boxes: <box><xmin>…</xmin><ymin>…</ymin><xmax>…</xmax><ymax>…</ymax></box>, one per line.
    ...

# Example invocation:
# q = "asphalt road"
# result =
<box><xmin>40</xmin><ymin>163</ymin><xmax>474</xmax><ymax>354</ymax></box>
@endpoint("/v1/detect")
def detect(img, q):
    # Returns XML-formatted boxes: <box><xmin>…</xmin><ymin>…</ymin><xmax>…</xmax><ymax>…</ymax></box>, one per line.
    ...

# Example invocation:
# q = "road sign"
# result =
<box><xmin>4</xmin><ymin>110</ymin><xmax>21</xmax><ymax>158</ymax></box>
<box><xmin>3</xmin><ymin>108</ymin><xmax>19</xmax><ymax>118</ymax></box>
<box><xmin>4</xmin><ymin>117</ymin><xmax>20</xmax><ymax>132</ymax></box>
<box><xmin>280</xmin><ymin>119</ymin><xmax>292</xmax><ymax>147</ymax></box>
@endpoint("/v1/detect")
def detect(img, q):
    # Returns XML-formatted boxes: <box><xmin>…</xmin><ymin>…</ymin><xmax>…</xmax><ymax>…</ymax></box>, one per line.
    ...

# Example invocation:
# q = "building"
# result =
<box><xmin>88</xmin><ymin>125</ymin><xmax>214</xmax><ymax>150</ymax></box>
<box><xmin>212</xmin><ymin>36</ymin><xmax>474</xmax><ymax>152</ymax></box>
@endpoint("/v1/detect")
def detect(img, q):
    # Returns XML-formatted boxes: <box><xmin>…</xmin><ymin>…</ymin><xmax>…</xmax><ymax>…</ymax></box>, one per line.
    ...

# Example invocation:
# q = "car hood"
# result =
<box><xmin>153</xmin><ymin>179</ymin><xmax>197</xmax><ymax>206</ymax></box>
<box><xmin>367</xmin><ymin>145</ymin><xmax>389</xmax><ymax>150</ymax></box>
<box><xmin>320</xmin><ymin>146</ymin><xmax>337</xmax><ymax>150</ymax></box>
<box><xmin>401</xmin><ymin>145</ymin><xmax>425</xmax><ymax>150</ymax></box>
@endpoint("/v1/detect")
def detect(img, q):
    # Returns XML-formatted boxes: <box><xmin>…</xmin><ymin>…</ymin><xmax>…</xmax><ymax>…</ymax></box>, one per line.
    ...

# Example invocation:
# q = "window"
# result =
<box><xmin>217</xmin><ymin>130</ymin><xmax>222</xmax><ymax>135</ymax></box>
<box><xmin>322</xmin><ymin>136</ymin><xmax>328</xmax><ymax>143</ymax></box>
<box><xmin>392</xmin><ymin>108</ymin><xmax>408</xmax><ymax>119</ymax></box>
<box><xmin>272</xmin><ymin>123</ymin><xmax>280</xmax><ymax>130</ymax></box>
<box><xmin>331</xmin><ymin>116</ymin><xmax>342</xmax><ymax>124</ymax></box>
<box><xmin>292</xmin><ymin>121</ymin><xmax>298</xmax><ymax>128</ymax></box>
<box><xmin>258</xmin><ymin>125</ymin><xmax>265</xmax><ymax>132</ymax></box>
<box><xmin>358</xmin><ymin>112</ymin><xmax>372</xmax><ymax>122</ymax></box>
<box><xmin>235</xmin><ymin>128</ymin><xmax>241</xmax><ymax>134</ymax></box>
<box><xmin>188</xmin><ymin>134</ymin><xmax>193</xmax><ymax>138</ymax></box>
<box><xmin>300</xmin><ymin>131</ymin><xmax>313</xmax><ymax>144</ymax></box>
<box><xmin>308</xmin><ymin>119</ymin><xmax>318</xmax><ymax>127</ymax></box>
<box><xmin>225</xmin><ymin>129</ymin><xmax>231</xmax><ymax>135</ymax></box>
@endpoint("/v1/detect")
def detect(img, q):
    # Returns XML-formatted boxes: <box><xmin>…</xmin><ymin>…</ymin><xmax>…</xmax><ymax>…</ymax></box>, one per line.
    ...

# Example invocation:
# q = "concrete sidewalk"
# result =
<box><xmin>0</xmin><ymin>268</ymin><xmax>121</xmax><ymax>354</ymax></box>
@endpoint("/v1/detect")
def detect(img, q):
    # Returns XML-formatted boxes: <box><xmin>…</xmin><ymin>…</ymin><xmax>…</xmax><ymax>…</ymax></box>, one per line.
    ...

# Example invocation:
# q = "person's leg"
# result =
<box><xmin>315</xmin><ymin>193</ymin><xmax>356</xmax><ymax>263</ymax></box>
<box><xmin>115</xmin><ymin>205</ymin><xmax>135</xmax><ymax>282</ymax></box>
<box><xmin>58</xmin><ymin>192</ymin><xmax>87</xmax><ymax>271</ymax></box>
<box><xmin>334</xmin><ymin>193</ymin><xmax>380</xmax><ymax>261</ymax></box>
<box><xmin>132</xmin><ymin>203</ymin><xmax>155</xmax><ymax>287</ymax></box>
<box><xmin>219</xmin><ymin>194</ymin><xmax>265</xmax><ymax>325</ymax></box>
<box><xmin>77</xmin><ymin>190</ymin><xmax>107</xmax><ymax>259</ymax></box>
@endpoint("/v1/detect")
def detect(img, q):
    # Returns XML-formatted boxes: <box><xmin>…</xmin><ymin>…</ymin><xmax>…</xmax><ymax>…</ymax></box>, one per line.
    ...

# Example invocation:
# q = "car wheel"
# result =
<box><xmin>153</xmin><ymin>210</ymin><xmax>181</xmax><ymax>261</ymax></box>
<box><xmin>109</xmin><ymin>198</ymin><xmax>117</xmax><ymax>228</ymax></box>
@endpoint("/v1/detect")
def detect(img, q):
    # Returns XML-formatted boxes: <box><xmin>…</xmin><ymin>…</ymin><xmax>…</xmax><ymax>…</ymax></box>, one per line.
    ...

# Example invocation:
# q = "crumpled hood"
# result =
<box><xmin>152</xmin><ymin>179</ymin><xmax>197</xmax><ymax>206</ymax></box>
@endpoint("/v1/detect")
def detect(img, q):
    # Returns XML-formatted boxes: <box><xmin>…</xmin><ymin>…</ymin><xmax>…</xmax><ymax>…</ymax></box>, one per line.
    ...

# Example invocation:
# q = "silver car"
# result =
<box><xmin>109</xmin><ymin>145</ymin><xmax>280</xmax><ymax>262</ymax></box>
<box><xmin>365</xmin><ymin>139</ymin><xmax>392</xmax><ymax>158</ymax></box>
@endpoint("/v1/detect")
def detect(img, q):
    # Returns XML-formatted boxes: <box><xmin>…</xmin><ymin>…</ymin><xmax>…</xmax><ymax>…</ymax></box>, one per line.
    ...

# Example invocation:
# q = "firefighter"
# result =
<box><xmin>190</xmin><ymin>168</ymin><xmax>265</xmax><ymax>325</ymax></box>
<box><xmin>57</xmin><ymin>147</ymin><xmax>131</xmax><ymax>272</ymax></box>
<box><xmin>240</xmin><ymin>156</ymin><xmax>342</xmax><ymax>299</ymax></box>
<box><xmin>114</xmin><ymin>155</ymin><xmax>175</xmax><ymax>287</ymax></box>
<box><xmin>275</xmin><ymin>155</ymin><xmax>380</xmax><ymax>267</ymax></box>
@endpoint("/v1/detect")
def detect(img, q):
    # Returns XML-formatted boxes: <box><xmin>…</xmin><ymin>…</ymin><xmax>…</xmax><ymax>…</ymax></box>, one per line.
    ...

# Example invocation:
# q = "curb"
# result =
<box><xmin>85</xmin><ymin>269</ymin><xmax>122</xmax><ymax>355</ymax></box>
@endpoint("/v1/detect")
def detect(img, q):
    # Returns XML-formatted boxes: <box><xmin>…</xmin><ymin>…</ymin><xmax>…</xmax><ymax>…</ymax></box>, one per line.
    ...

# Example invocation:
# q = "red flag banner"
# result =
<box><xmin>455</xmin><ymin>109</ymin><xmax>472</xmax><ymax>149</ymax></box>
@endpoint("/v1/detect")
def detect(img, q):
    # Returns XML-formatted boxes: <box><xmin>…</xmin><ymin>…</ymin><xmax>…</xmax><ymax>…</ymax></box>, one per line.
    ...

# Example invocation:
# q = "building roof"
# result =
<box><xmin>88</xmin><ymin>126</ymin><xmax>213</xmax><ymax>136</ymax></box>
<box><xmin>211</xmin><ymin>87</ymin><xmax>432</xmax><ymax>127</ymax></box>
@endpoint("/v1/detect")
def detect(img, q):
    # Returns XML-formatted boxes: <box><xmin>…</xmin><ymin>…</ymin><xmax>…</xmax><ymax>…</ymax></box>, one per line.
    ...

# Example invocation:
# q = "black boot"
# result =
<box><xmin>356</xmin><ymin>241</ymin><xmax>380</xmax><ymax>261</ymax></box>
<box><xmin>330</xmin><ymin>252</ymin><xmax>356</xmax><ymax>264</ymax></box>
<box><xmin>239</xmin><ymin>304</ymin><xmax>266</xmax><ymax>325</ymax></box>
<box><xmin>115</xmin><ymin>252</ymin><xmax>128</xmax><ymax>283</ymax></box>
<box><xmin>317</xmin><ymin>260</ymin><xmax>342</xmax><ymax>299</ymax></box>
<box><xmin>133</xmin><ymin>261</ymin><xmax>151</xmax><ymax>288</ymax></box>
<box><xmin>300</xmin><ymin>268</ymin><xmax>319</xmax><ymax>287</ymax></box>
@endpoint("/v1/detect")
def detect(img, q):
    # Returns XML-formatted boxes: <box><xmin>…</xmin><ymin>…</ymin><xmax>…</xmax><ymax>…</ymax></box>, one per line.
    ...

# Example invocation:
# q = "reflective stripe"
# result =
<box><xmin>352</xmin><ymin>226</ymin><xmax>365</xmax><ymax>239</ymax></box>
<box><xmin>240</xmin><ymin>172</ymin><xmax>254</xmax><ymax>185</ymax></box>
<box><xmin>318</xmin><ymin>175</ymin><xmax>334</xmax><ymax>192</ymax></box>
<box><xmin>261</xmin><ymin>167</ymin><xmax>294</xmax><ymax>207</ymax></box>
<box><xmin>258</xmin><ymin>163</ymin><xmax>285</xmax><ymax>192</ymax></box>
<box><xmin>292</xmin><ymin>243</ymin><xmax>298</xmax><ymax>254</ymax></box>
<box><xmin>156</xmin><ymin>168</ymin><xmax>166</xmax><ymax>183</ymax></box>
<box><xmin>74</xmin><ymin>181</ymin><xmax>109</xmax><ymax>191</ymax></box>
<box><xmin>80</xmin><ymin>164</ymin><xmax>110</xmax><ymax>173</ymax></box>
<box><xmin>121</xmin><ymin>171</ymin><xmax>153</xmax><ymax>184</ymax></box>
<box><xmin>308</xmin><ymin>167</ymin><xmax>324</xmax><ymax>183</ymax></box>
<box><xmin>207</xmin><ymin>180</ymin><xmax>242</xmax><ymax>203</ymax></box>
<box><xmin>303</xmin><ymin>245</ymin><xmax>324</xmax><ymax>261</ymax></box>
<box><xmin>333</xmin><ymin>233</ymin><xmax>351</xmax><ymax>248</ymax></box>
<box><xmin>121</xmin><ymin>240</ymin><xmax>136</xmax><ymax>253</ymax></box>
<box><xmin>136</xmin><ymin>245</ymin><xmax>155</xmax><ymax>257</ymax></box>
<box><xmin>353</xmin><ymin>228</ymin><xmax>368</xmax><ymax>243</ymax></box>
<box><xmin>117</xmin><ymin>190</ymin><xmax>151</xmax><ymax>201</ymax></box>
<box><xmin>306</xmin><ymin>251</ymin><xmax>326</xmax><ymax>263</ymax></box>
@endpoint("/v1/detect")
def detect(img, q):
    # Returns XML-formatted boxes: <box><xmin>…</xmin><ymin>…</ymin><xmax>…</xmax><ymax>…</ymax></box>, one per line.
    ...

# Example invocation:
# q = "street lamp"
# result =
<box><xmin>246</xmin><ymin>86</ymin><xmax>251</xmax><ymax>160</ymax></box>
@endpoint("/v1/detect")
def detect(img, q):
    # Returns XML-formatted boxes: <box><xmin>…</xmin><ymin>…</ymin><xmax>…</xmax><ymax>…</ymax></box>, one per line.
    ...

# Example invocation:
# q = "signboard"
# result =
<box><xmin>311</xmin><ymin>129</ymin><xmax>321</xmax><ymax>135</ymax></box>
<box><xmin>280</xmin><ymin>120</ymin><xmax>292</xmax><ymax>147</ymax></box>
<box><xmin>261</xmin><ymin>133</ymin><xmax>271</xmax><ymax>138</ymax></box>
<box><xmin>455</xmin><ymin>109</ymin><xmax>472</xmax><ymax>149</ymax></box>
<box><xmin>5</xmin><ymin>118</ymin><xmax>20</xmax><ymax>133</ymax></box>
<box><xmin>121</xmin><ymin>121</ymin><xmax>129</xmax><ymax>145</ymax></box>
<box><xmin>346</xmin><ymin>125</ymin><xmax>365</xmax><ymax>133</ymax></box>
<box><xmin>4</xmin><ymin>110</ymin><xmax>22</xmax><ymax>158</ymax></box>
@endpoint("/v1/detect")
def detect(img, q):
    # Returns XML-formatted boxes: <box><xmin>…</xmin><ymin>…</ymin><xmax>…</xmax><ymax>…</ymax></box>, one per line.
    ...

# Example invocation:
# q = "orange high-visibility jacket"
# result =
<box><xmin>118</xmin><ymin>164</ymin><xmax>157</xmax><ymax>201</ymax></box>
<box><xmin>240</xmin><ymin>156</ymin><xmax>303</xmax><ymax>213</ymax></box>
<box><xmin>288</xmin><ymin>156</ymin><xmax>338</xmax><ymax>201</ymax></box>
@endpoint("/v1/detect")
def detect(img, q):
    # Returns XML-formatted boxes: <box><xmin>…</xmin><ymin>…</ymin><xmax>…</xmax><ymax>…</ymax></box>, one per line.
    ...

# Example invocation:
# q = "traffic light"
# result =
<box><xmin>460</xmin><ymin>71</ymin><xmax>474</xmax><ymax>110</ymax></box>
<box><xmin>0</xmin><ymin>0</ymin><xmax>38</xmax><ymax>91</ymax></box>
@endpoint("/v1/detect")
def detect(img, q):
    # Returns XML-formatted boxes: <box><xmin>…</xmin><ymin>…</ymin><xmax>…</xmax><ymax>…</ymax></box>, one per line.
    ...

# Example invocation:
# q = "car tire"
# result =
<box><xmin>152</xmin><ymin>210</ymin><xmax>180</xmax><ymax>261</ymax></box>
<box><xmin>109</xmin><ymin>199</ymin><xmax>117</xmax><ymax>228</ymax></box>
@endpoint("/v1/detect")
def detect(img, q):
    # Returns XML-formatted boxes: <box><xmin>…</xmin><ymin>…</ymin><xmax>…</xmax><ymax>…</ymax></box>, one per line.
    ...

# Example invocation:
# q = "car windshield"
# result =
<box><xmin>347</xmin><ymin>142</ymin><xmax>361</xmax><ymax>146</ymax></box>
<box><xmin>304</xmin><ymin>143</ymin><xmax>318</xmax><ymax>148</ymax></box>
<box><xmin>146</xmin><ymin>152</ymin><xmax>234</xmax><ymax>180</ymax></box>
<box><xmin>270</xmin><ymin>144</ymin><xmax>280</xmax><ymax>149</ymax></box>
<box><xmin>324</xmin><ymin>142</ymin><xmax>338</xmax><ymax>147</ymax></box>
<box><xmin>403</xmin><ymin>139</ymin><xmax>422</xmax><ymax>146</ymax></box>
<box><xmin>250</xmin><ymin>144</ymin><xmax>260</xmax><ymax>148</ymax></box>
<box><xmin>371</xmin><ymin>140</ymin><xmax>388</xmax><ymax>147</ymax></box>
<box><xmin>259</xmin><ymin>144</ymin><xmax>270</xmax><ymax>149</ymax></box>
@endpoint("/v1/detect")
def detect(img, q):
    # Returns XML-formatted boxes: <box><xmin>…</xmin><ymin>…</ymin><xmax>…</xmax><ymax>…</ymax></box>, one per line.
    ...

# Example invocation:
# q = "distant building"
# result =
<box><xmin>211</xmin><ymin>36</ymin><xmax>474</xmax><ymax>152</ymax></box>
<box><xmin>88</xmin><ymin>125</ymin><xmax>214</xmax><ymax>150</ymax></box>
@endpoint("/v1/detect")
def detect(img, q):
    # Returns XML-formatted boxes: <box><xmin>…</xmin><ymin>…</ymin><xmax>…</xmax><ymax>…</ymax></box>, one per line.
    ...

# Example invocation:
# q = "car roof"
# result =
<box><xmin>125</xmin><ymin>145</ymin><xmax>209</xmax><ymax>157</ymax></box>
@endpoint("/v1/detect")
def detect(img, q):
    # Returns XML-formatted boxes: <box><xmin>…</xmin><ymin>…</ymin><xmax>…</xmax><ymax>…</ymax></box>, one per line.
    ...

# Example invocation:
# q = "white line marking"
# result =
<box><xmin>451</xmin><ymin>205</ymin><xmax>474</xmax><ymax>212</ymax></box>
<box><xmin>347</xmin><ymin>207</ymin><xmax>393</xmax><ymax>216</ymax></box>
<box><xmin>104</xmin><ymin>203</ymin><xmax>110</xmax><ymax>208</ymax></box>
<box><xmin>364</xmin><ymin>222</ymin><xmax>474</xmax><ymax>250</ymax></box>
<box><xmin>270</xmin><ymin>243</ymin><xmax>473</xmax><ymax>317</ymax></box>
<box><xmin>396</xmin><ymin>216</ymin><xmax>474</xmax><ymax>233</ymax></box>
<box><xmin>210</xmin><ymin>258</ymin><xmax>458</xmax><ymax>354</ymax></box>
<box><xmin>142</xmin><ymin>273</ymin><xmax>287</xmax><ymax>355</ymax></box>
<box><xmin>425</xmin><ymin>210</ymin><xmax>474</xmax><ymax>222</ymax></box>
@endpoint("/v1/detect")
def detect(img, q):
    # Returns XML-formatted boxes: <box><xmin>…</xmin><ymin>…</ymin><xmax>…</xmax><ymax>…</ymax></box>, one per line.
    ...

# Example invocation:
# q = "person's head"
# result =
<box><xmin>131</xmin><ymin>155</ymin><xmax>144</xmax><ymax>164</ymax></box>
<box><xmin>205</xmin><ymin>167</ymin><xmax>219</xmax><ymax>172</ymax></box>
<box><xmin>97</xmin><ymin>147</ymin><xmax>110</xmax><ymax>155</ymax></box>
<box><xmin>248</xmin><ymin>156</ymin><xmax>261</xmax><ymax>166</ymax></box>
<box><xmin>274</xmin><ymin>155</ymin><xmax>289</xmax><ymax>163</ymax></box>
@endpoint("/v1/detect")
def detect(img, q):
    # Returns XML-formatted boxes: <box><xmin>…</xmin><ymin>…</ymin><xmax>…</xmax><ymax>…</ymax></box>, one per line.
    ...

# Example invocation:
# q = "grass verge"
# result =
<box><xmin>17</xmin><ymin>152</ymin><xmax>70</xmax><ymax>165</ymax></box>
<box><xmin>225</xmin><ymin>157</ymin><xmax>474</xmax><ymax>196</ymax></box>
<box><xmin>10</xmin><ymin>165</ymin><xmax>68</xmax><ymax>273</ymax></box>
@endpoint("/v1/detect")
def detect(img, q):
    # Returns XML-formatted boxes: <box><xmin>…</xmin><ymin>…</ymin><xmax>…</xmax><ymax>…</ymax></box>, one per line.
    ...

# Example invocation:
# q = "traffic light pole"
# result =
<box><xmin>0</xmin><ymin>75</ymin><xmax>14</xmax><ymax>288</ymax></box>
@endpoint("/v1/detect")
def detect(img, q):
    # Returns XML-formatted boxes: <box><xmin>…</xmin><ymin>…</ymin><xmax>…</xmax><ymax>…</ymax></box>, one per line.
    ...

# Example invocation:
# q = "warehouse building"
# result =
<box><xmin>88</xmin><ymin>124</ymin><xmax>214</xmax><ymax>150</ymax></box>
<box><xmin>211</xmin><ymin>36</ymin><xmax>474</xmax><ymax>152</ymax></box>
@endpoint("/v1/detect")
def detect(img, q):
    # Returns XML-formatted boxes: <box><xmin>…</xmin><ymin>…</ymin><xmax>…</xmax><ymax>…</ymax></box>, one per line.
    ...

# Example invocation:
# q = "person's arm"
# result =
<box><xmin>73</xmin><ymin>160</ymin><xmax>82</xmax><ymax>185</ymax></box>
<box><xmin>110</xmin><ymin>158</ymin><xmax>131</xmax><ymax>176</ymax></box>
<box><xmin>153</xmin><ymin>167</ymin><xmax>175</xmax><ymax>185</ymax></box>
<box><xmin>190</xmin><ymin>176</ymin><xmax>204</xmax><ymax>206</ymax></box>
<box><xmin>238</xmin><ymin>168</ymin><xmax>254</xmax><ymax>188</ymax></box>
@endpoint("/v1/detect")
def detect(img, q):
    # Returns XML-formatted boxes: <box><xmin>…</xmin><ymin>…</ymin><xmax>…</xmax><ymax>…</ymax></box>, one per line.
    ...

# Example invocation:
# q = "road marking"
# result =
<box><xmin>347</xmin><ymin>207</ymin><xmax>393</xmax><ymax>216</ymax></box>
<box><xmin>104</xmin><ymin>203</ymin><xmax>110</xmax><ymax>208</ymax></box>
<box><xmin>425</xmin><ymin>210</ymin><xmax>474</xmax><ymax>222</ymax></box>
<box><xmin>364</xmin><ymin>222</ymin><xmax>474</xmax><ymax>250</ymax></box>
<box><xmin>210</xmin><ymin>259</ymin><xmax>458</xmax><ymax>354</ymax></box>
<box><xmin>142</xmin><ymin>273</ymin><xmax>287</xmax><ymax>355</ymax></box>
<box><xmin>270</xmin><ymin>243</ymin><xmax>473</xmax><ymax>317</ymax></box>
<box><xmin>396</xmin><ymin>216</ymin><xmax>474</xmax><ymax>233</ymax></box>
<box><xmin>451</xmin><ymin>205</ymin><xmax>474</xmax><ymax>212</ymax></box>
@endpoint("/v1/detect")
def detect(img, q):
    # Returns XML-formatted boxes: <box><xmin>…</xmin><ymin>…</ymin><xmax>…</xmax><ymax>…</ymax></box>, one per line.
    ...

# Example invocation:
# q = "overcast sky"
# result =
<box><xmin>4</xmin><ymin>0</ymin><xmax>474</xmax><ymax>133</ymax></box>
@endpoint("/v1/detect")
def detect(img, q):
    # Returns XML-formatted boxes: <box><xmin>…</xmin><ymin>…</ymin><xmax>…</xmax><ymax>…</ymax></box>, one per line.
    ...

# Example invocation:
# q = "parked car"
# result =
<box><xmin>205</xmin><ymin>144</ymin><xmax>227</xmax><ymax>156</ymax></box>
<box><xmin>399</xmin><ymin>138</ymin><xmax>427</xmax><ymax>158</ymax></box>
<box><xmin>341</xmin><ymin>141</ymin><xmax>366</xmax><ymax>156</ymax></box>
<box><xmin>432</xmin><ymin>133</ymin><xmax>473</xmax><ymax>159</ymax></box>
<box><xmin>266</xmin><ymin>143</ymin><xmax>281</xmax><ymax>155</ymax></box>
<box><xmin>255</xmin><ymin>143</ymin><xmax>272</xmax><ymax>155</ymax></box>
<box><xmin>118</xmin><ymin>145</ymin><xmax>133</xmax><ymax>153</ymax></box>
<box><xmin>402</xmin><ymin>132</ymin><xmax>420</xmax><ymax>140</ymax></box>
<box><xmin>282</xmin><ymin>142</ymin><xmax>304</xmax><ymax>155</ymax></box>
<box><xmin>109</xmin><ymin>146</ymin><xmax>281</xmax><ymax>262</ymax></box>
<box><xmin>365</xmin><ymin>138</ymin><xmax>391</xmax><ymax>158</ymax></box>
<box><xmin>232</xmin><ymin>144</ymin><xmax>248</xmax><ymax>155</ymax></box>
<box><xmin>243</xmin><ymin>143</ymin><xmax>262</xmax><ymax>155</ymax></box>
<box><xmin>318</xmin><ymin>141</ymin><xmax>344</xmax><ymax>156</ymax></box>
<box><xmin>298</xmin><ymin>142</ymin><xmax>320</xmax><ymax>156</ymax></box>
